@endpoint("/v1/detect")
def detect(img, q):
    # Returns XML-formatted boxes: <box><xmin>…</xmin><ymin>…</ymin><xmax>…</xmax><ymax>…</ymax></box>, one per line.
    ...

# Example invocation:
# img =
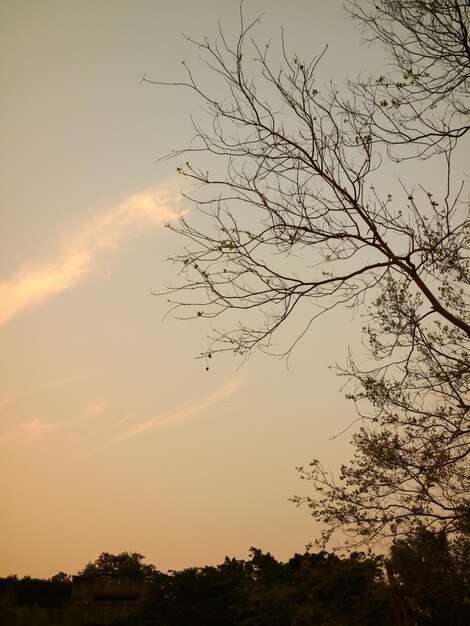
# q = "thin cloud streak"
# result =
<box><xmin>92</xmin><ymin>379</ymin><xmax>241</xmax><ymax>452</ymax></box>
<box><xmin>20</xmin><ymin>418</ymin><xmax>63</xmax><ymax>440</ymax></box>
<box><xmin>0</xmin><ymin>185</ymin><xmax>183</xmax><ymax>325</ymax></box>
<box><xmin>0</xmin><ymin>402</ymin><xmax>111</xmax><ymax>445</ymax></box>
<box><xmin>85</xmin><ymin>402</ymin><xmax>105</xmax><ymax>416</ymax></box>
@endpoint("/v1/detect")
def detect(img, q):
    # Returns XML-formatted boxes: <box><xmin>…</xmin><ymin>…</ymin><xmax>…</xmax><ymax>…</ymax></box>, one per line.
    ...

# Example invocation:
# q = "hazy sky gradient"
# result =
<box><xmin>1</xmin><ymin>0</ymin><xmax>384</xmax><ymax>577</ymax></box>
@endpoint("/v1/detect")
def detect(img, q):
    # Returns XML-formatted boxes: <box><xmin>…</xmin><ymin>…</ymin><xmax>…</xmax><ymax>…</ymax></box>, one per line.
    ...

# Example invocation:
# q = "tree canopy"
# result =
<box><xmin>116</xmin><ymin>548</ymin><xmax>392</xmax><ymax>626</ymax></box>
<box><xmin>2</xmin><ymin>542</ymin><xmax>469</xmax><ymax>625</ymax></box>
<box><xmin>77</xmin><ymin>551</ymin><xmax>157</xmax><ymax>579</ymax></box>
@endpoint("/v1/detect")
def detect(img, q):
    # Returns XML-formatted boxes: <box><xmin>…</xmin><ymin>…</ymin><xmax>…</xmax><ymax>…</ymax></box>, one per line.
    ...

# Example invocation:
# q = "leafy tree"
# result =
<box><xmin>50</xmin><ymin>571</ymin><xmax>71</xmax><ymax>583</ymax></box>
<box><xmin>291</xmin><ymin>0</ymin><xmax>470</xmax><ymax>547</ymax></box>
<box><xmin>78</xmin><ymin>552</ymin><xmax>157</xmax><ymax>579</ymax></box>
<box><xmin>119</xmin><ymin>559</ymin><xmax>248</xmax><ymax>626</ymax></box>
<box><xmin>115</xmin><ymin>549</ymin><xmax>392</xmax><ymax>626</ymax></box>
<box><xmin>0</xmin><ymin>575</ymin><xmax>71</xmax><ymax>609</ymax></box>
<box><xmin>386</xmin><ymin>528</ymin><xmax>470</xmax><ymax>625</ymax></box>
<box><xmin>147</xmin><ymin>0</ymin><xmax>469</xmax><ymax>545</ymax></box>
<box><xmin>236</xmin><ymin>549</ymin><xmax>391</xmax><ymax>626</ymax></box>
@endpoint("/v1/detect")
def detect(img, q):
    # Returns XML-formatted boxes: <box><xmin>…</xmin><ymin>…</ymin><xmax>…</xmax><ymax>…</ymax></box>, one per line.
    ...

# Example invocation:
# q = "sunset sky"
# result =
<box><xmin>1</xmin><ymin>0</ymin><xmax>387</xmax><ymax>577</ymax></box>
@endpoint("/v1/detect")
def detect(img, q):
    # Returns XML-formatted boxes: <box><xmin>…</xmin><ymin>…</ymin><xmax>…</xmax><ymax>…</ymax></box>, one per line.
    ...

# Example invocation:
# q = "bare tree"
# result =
<box><xmin>146</xmin><ymin>0</ymin><xmax>469</xmax><ymax>546</ymax></box>
<box><xmin>347</xmin><ymin>0</ymin><xmax>470</xmax><ymax>156</ymax></box>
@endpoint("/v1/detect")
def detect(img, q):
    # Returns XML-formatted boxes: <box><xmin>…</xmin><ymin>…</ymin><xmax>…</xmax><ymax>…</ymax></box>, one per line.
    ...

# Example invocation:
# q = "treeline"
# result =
<box><xmin>0</xmin><ymin>573</ymin><xmax>72</xmax><ymax>607</ymax></box>
<box><xmin>1</xmin><ymin>528</ymin><xmax>469</xmax><ymax>626</ymax></box>
<box><xmin>117</xmin><ymin>549</ymin><xmax>389</xmax><ymax>626</ymax></box>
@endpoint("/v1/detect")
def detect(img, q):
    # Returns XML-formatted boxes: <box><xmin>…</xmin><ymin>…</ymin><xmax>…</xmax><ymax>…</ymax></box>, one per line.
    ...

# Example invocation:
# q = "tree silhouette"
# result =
<box><xmin>146</xmin><ymin>0</ymin><xmax>469</xmax><ymax>546</ymax></box>
<box><xmin>78</xmin><ymin>552</ymin><xmax>157</xmax><ymax>579</ymax></box>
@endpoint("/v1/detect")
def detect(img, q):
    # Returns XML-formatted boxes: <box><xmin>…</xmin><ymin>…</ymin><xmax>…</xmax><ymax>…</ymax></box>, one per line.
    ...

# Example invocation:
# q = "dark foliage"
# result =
<box><xmin>3</xmin><ymin>540</ymin><xmax>469</xmax><ymax>624</ymax></box>
<box><xmin>117</xmin><ymin>549</ymin><xmax>392</xmax><ymax>626</ymax></box>
<box><xmin>77</xmin><ymin>552</ymin><xmax>157</xmax><ymax>580</ymax></box>
<box><xmin>386</xmin><ymin>528</ymin><xmax>470</xmax><ymax>625</ymax></box>
<box><xmin>0</xmin><ymin>575</ymin><xmax>71</xmax><ymax>609</ymax></box>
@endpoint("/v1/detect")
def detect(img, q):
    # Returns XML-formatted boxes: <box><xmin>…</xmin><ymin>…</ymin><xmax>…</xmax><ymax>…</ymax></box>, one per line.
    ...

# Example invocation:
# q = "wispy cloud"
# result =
<box><xmin>92</xmin><ymin>379</ymin><xmax>241</xmax><ymax>452</ymax></box>
<box><xmin>1</xmin><ymin>381</ymin><xmax>240</xmax><ymax>448</ymax></box>
<box><xmin>85</xmin><ymin>402</ymin><xmax>105</xmax><ymax>416</ymax></box>
<box><xmin>0</xmin><ymin>185</ymin><xmax>183</xmax><ymax>325</ymax></box>
<box><xmin>20</xmin><ymin>417</ymin><xmax>63</xmax><ymax>440</ymax></box>
<box><xmin>1</xmin><ymin>401</ymin><xmax>108</xmax><ymax>445</ymax></box>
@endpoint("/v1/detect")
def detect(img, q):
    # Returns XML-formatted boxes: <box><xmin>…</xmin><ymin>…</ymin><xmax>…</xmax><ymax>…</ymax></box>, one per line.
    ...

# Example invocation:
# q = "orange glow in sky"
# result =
<box><xmin>1</xmin><ymin>0</ymin><xmax>379</xmax><ymax>578</ymax></box>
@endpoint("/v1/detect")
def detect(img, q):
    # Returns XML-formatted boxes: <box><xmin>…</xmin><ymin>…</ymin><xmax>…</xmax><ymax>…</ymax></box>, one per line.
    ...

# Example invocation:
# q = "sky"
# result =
<box><xmin>0</xmin><ymin>0</ymin><xmax>386</xmax><ymax>578</ymax></box>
